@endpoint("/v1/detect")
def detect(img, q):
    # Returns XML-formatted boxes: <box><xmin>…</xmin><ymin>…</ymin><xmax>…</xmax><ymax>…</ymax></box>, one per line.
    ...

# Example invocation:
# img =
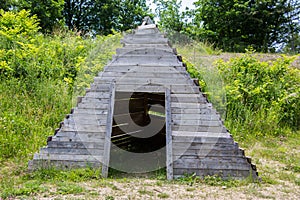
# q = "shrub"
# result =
<box><xmin>215</xmin><ymin>52</ymin><xmax>300</xmax><ymax>136</ymax></box>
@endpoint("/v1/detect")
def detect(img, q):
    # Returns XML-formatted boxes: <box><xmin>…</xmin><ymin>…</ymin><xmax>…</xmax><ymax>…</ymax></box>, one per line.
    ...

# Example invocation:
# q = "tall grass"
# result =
<box><xmin>178</xmin><ymin>43</ymin><xmax>300</xmax><ymax>139</ymax></box>
<box><xmin>0</xmin><ymin>10</ymin><xmax>122</xmax><ymax>163</ymax></box>
<box><xmin>0</xmin><ymin>78</ymin><xmax>72</xmax><ymax>161</ymax></box>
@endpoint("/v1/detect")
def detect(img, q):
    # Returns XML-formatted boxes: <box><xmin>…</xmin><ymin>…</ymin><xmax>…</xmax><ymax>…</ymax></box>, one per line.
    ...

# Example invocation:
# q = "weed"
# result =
<box><xmin>105</xmin><ymin>195</ymin><xmax>115</xmax><ymax>200</ymax></box>
<box><xmin>157</xmin><ymin>192</ymin><xmax>170</xmax><ymax>198</ymax></box>
<box><xmin>138</xmin><ymin>188</ymin><xmax>154</xmax><ymax>196</ymax></box>
<box><xmin>56</xmin><ymin>182</ymin><xmax>85</xmax><ymax>195</ymax></box>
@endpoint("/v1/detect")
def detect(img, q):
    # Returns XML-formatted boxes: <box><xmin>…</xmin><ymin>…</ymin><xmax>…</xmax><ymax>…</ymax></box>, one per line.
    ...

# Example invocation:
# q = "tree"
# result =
<box><xmin>0</xmin><ymin>0</ymin><xmax>13</xmax><ymax>11</ymax></box>
<box><xmin>154</xmin><ymin>0</ymin><xmax>184</xmax><ymax>32</ymax></box>
<box><xmin>284</xmin><ymin>0</ymin><xmax>300</xmax><ymax>53</ymax></box>
<box><xmin>63</xmin><ymin>0</ymin><xmax>150</xmax><ymax>35</ymax></box>
<box><xmin>117</xmin><ymin>0</ymin><xmax>150</xmax><ymax>32</ymax></box>
<box><xmin>19</xmin><ymin>0</ymin><xmax>65</xmax><ymax>33</ymax></box>
<box><xmin>1</xmin><ymin>0</ymin><xmax>64</xmax><ymax>33</ymax></box>
<box><xmin>153</xmin><ymin>0</ymin><xmax>195</xmax><ymax>44</ymax></box>
<box><xmin>194</xmin><ymin>0</ymin><xmax>296</xmax><ymax>52</ymax></box>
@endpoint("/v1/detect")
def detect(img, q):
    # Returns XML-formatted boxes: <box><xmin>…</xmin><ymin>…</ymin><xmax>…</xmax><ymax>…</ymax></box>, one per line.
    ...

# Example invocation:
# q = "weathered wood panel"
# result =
<box><xmin>172</xmin><ymin>125</ymin><xmax>227</xmax><ymax>133</ymax></box>
<box><xmin>47</xmin><ymin>141</ymin><xmax>105</xmax><ymax>149</ymax></box>
<box><xmin>34</xmin><ymin>153</ymin><xmax>103</xmax><ymax>162</ymax></box>
<box><xmin>166</xmin><ymin>88</ymin><xmax>173</xmax><ymax>180</ymax></box>
<box><xmin>40</xmin><ymin>148</ymin><xmax>104</xmax><ymax>155</ymax></box>
<box><xmin>102</xmin><ymin>82</ymin><xmax>115</xmax><ymax>177</ymax></box>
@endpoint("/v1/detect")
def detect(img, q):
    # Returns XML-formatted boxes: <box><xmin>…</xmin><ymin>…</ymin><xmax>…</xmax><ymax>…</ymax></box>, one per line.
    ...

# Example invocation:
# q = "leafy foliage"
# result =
<box><xmin>0</xmin><ymin>10</ymin><xmax>121</xmax><ymax>161</ymax></box>
<box><xmin>9</xmin><ymin>0</ymin><xmax>65</xmax><ymax>33</ymax></box>
<box><xmin>64</xmin><ymin>0</ymin><xmax>150</xmax><ymax>35</ymax></box>
<box><xmin>153</xmin><ymin>0</ymin><xmax>195</xmax><ymax>44</ymax></box>
<box><xmin>216</xmin><ymin>51</ymin><xmax>300</xmax><ymax>135</ymax></box>
<box><xmin>194</xmin><ymin>0</ymin><xmax>300</xmax><ymax>52</ymax></box>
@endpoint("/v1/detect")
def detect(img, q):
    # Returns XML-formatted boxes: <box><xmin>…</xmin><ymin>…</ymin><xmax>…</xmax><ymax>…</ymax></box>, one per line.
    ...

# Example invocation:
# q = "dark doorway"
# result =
<box><xmin>109</xmin><ymin>92</ymin><xmax>166</xmax><ymax>173</ymax></box>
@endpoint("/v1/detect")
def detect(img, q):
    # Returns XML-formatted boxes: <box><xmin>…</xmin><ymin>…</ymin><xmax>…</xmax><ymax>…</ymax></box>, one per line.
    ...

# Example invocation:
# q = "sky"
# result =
<box><xmin>147</xmin><ymin>0</ymin><xmax>197</xmax><ymax>13</ymax></box>
<box><xmin>181</xmin><ymin>0</ymin><xmax>197</xmax><ymax>10</ymax></box>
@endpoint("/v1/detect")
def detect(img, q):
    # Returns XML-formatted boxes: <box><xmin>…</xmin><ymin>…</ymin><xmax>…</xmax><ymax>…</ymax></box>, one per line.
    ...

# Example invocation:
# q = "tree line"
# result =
<box><xmin>0</xmin><ymin>0</ymin><xmax>150</xmax><ymax>35</ymax></box>
<box><xmin>156</xmin><ymin>0</ymin><xmax>300</xmax><ymax>53</ymax></box>
<box><xmin>0</xmin><ymin>0</ymin><xmax>299</xmax><ymax>53</ymax></box>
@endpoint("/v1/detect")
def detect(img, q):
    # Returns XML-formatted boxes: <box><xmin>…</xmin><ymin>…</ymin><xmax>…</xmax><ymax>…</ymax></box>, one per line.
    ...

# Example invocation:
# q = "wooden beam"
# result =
<box><xmin>102</xmin><ymin>82</ymin><xmax>115</xmax><ymax>178</ymax></box>
<box><xmin>166</xmin><ymin>88</ymin><xmax>173</xmax><ymax>180</ymax></box>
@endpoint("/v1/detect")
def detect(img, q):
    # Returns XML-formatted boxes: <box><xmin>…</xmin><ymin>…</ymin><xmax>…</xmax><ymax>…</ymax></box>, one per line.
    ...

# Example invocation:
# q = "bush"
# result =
<box><xmin>0</xmin><ymin>10</ymin><xmax>122</xmax><ymax>162</ymax></box>
<box><xmin>215</xmin><ymin>51</ymin><xmax>300</xmax><ymax>136</ymax></box>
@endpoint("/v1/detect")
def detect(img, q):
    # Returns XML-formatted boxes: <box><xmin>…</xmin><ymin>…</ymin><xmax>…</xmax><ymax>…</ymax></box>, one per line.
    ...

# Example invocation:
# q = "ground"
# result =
<box><xmin>1</xmin><ymin>134</ymin><xmax>299</xmax><ymax>200</ymax></box>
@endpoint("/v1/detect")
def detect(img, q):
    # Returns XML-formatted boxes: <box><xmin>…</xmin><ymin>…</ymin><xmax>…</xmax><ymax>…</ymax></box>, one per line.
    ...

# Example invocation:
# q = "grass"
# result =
<box><xmin>0</xmin><ymin>132</ymin><xmax>299</xmax><ymax>199</ymax></box>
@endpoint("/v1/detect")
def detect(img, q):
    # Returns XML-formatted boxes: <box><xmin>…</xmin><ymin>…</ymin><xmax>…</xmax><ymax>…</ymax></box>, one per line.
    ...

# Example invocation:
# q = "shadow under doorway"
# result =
<box><xmin>109</xmin><ymin>92</ymin><xmax>167</xmax><ymax>174</ymax></box>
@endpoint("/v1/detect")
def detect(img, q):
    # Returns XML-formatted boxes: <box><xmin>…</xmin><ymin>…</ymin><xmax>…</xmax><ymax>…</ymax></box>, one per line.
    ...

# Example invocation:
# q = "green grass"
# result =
<box><xmin>157</xmin><ymin>192</ymin><xmax>170</xmax><ymax>198</ymax></box>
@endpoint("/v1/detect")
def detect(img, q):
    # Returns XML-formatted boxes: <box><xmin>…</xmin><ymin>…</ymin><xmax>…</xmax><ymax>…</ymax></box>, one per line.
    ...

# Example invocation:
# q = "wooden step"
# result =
<box><xmin>172</xmin><ymin>125</ymin><xmax>227</xmax><ymax>133</ymax></box>
<box><xmin>116</xmin><ymin>47</ymin><xmax>175</xmax><ymax>55</ymax></box>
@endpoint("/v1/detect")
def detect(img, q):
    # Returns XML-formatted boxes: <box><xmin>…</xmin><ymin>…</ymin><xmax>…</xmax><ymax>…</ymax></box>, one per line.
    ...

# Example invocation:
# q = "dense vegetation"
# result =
<box><xmin>0</xmin><ymin>0</ymin><xmax>150</xmax><ymax>34</ymax></box>
<box><xmin>155</xmin><ymin>0</ymin><xmax>300</xmax><ymax>53</ymax></box>
<box><xmin>216</xmin><ymin>52</ymin><xmax>300</xmax><ymax>137</ymax></box>
<box><xmin>0</xmin><ymin>10</ymin><xmax>122</xmax><ymax>161</ymax></box>
<box><xmin>1</xmin><ymin>1</ymin><xmax>299</xmax><ymax>52</ymax></box>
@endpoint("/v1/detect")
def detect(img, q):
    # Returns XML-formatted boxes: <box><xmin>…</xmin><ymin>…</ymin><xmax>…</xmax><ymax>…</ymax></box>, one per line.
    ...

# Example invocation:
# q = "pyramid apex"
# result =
<box><xmin>142</xmin><ymin>16</ymin><xmax>154</xmax><ymax>25</ymax></box>
<box><xmin>138</xmin><ymin>16</ymin><xmax>156</xmax><ymax>30</ymax></box>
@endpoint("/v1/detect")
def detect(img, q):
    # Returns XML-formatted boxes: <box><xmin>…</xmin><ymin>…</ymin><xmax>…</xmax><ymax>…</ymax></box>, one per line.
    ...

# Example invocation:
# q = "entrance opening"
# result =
<box><xmin>109</xmin><ymin>92</ymin><xmax>166</xmax><ymax>174</ymax></box>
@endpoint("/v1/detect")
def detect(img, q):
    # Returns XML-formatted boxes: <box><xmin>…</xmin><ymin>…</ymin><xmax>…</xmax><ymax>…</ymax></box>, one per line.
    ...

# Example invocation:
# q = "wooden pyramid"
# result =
<box><xmin>29</xmin><ymin>20</ymin><xmax>258</xmax><ymax>180</ymax></box>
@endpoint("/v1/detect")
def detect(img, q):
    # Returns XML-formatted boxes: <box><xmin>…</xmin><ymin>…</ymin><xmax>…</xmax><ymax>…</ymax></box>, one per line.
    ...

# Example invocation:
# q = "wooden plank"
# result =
<box><xmin>134</xmin><ymin>28</ymin><xmax>159</xmax><ymax>35</ymax></box>
<box><xmin>96</xmin><ymin>77</ymin><xmax>193</xmax><ymax>85</ymax></box>
<box><xmin>115</xmin><ymin>92</ymin><xmax>145</xmax><ymax>99</ymax></box>
<box><xmin>172</xmin><ymin>125</ymin><xmax>227</xmax><ymax>133</ymax></box>
<box><xmin>123</xmin><ymin>33</ymin><xmax>165</xmax><ymax>39</ymax></box>
<box><xmin>172</xmin><ymin>131</ymin><xmax>229</xmax><ymax>138</ymax></box>
<box><xmin>165</xmin><ymin>88</ymin><xmax>173</xmax><ymax>180</ymax></box>
<box><xmin>121</xmin><ymin>37</ymin><xmax>168</xmax><ymax>44</ymax></box>
<box><xmin>65</xmin><ymin>117</ymin><xmax>107</xmax><ymax>126</ymax></box>
<box><xmin>172</xmin><ymin>114</ymin><xmax>221</xmax><ymax>120</ymax></box>
<box><xmin>29</xmin><ymin>160</ymin><xmax>101</xmax><ymax>170</ymax></box>
<box><xmin>101</xmin><ymin>71</ymin><xmax>190</xmax><ymax>79</ymax></box>
<box><xmin>60</xmin><ymin>124</ymin><xmax>106</xmax><ymax>133</ymax></box>
<box><xmin>172</xmin><ymin>142</ymin><xmax>238</xmax><ymax>151</ymax></box>
<box><xmin>173</xmin><ymin>169</ymin><xmax>252</xmax><ymax>179</ymax></box>
<box><xmin>52</xmin><ymin>134</ymin><xmax>105</xmax><ymax>143</ymax></box>
<box><xmin>171</xmin><ymin>108</ymin><xmax>212</xmax><ymax>114</ymax></box>
<box><xmin>71</xmin><ymin>113</ymin><xmax>107</xmax><ymax>120</ymax></box>
<box><xmin>115</xmin><ymin>84</ymin><xmax>200</xmax><ymax>94</ymax></box>
<box><xmin>47</xmin><ymin>141</ymin><xmax>104</xmax><ymax>149</ymax></box>
<box><xmin>109</xmin><ymin>56</ymin><xmax>181</xmax><ymax>66</ymax></box>
<box><xmin>55</xmin><ymin>131</ymin><xmax>106</xmax><ymax>140</ymax></box>
<box><xmin>172</xmin><ymin>149</ymin><xmax>244</xmax><ymax>158</ymax></box>
<box><xmin>116</xmin><ymin>47</ymin><xmax>175</xmax><ymax>55</ymax></box>
<box><xmin>34</xmin><ymin>153</ymin><xmax>103</xmax><ymax>162</ymax></box>
<box><xmin>73</xmin><ymin>108</ymin><xmax>108</xmax><ymax>115</ymax></box>
<box><xmin>172</xmin><ymin>158</ymin><xmax>251</xmax><ymax>171</ymax></box>
<box><xmin>81</xmin><ymin>98</ymin><xmax>110</xmax><ymax>104</ymax></box>
<box><xmin>172</xmin><ymin>135</ymin><xmax>233</xmax><ymax>144</ymax></box>
<box><xmin>171</xmin><ymin>96</ymin><xmax>207</xmax><ymax>103</ymax></box>
<box><xmin>77</xmin><ymin>102</ymin><xmax>109</xmax><ymax>110</ymax></box>
<box><xmin>103</xmin><ymin>65</ymin><xmax>186</xmax><ymax>73</ymax></box>
<box><xmin>102</xmin><ymin>82</ymin><xmax>115</xmax><ymax>178</ymax></box>
<box><xmin>105</xmin><ymin>61</ymin><xmax>184</xmax><ymax>67</ymax></box>
<box><xmin>172</xmin><ymin>119</ymin><xmax>221</xmax><ymax>126</ymax></box>
<box><xmin>89</xmin><ymin>83</ymin><xmax>111</xmax><ymax>91</ymax></box>
<box><xmin>40</xmin><ymin>147</ymin><xmax>104</xmax><ymax>155</ymax></box>
<box><xmin>171</xmin><ymin>102</ymin><xmax>212</xmax><ymax>109</ymax></box>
